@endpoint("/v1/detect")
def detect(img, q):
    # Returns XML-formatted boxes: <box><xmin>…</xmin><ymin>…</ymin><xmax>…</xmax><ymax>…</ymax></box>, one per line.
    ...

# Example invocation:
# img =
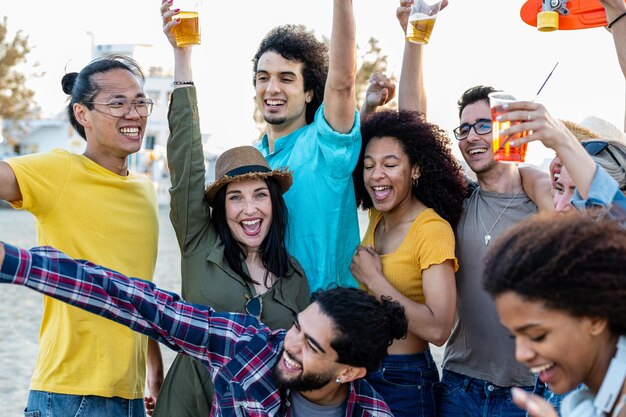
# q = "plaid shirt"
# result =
<box><xmin>0</xmin><ymin>243</ymin><xmax>393</xmax><ymax>417</ymax></box>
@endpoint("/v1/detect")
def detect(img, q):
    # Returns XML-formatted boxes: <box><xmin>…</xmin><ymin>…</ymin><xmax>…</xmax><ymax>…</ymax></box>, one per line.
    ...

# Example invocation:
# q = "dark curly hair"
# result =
<box><xmin>354</xmin><ymin>110</ymin><xmax>468</xmax><ymax>227</ymax></box>
<box><xmin>312</xmin><ymin>287</ymin><xmax>407</xmax><ymax>372</ymax></box>
<box><xmin>457</xmin><ymin>85</ymin><xmax>499</xmax><ymax>119</ymax></box>
<box><xmin>483</xmin><ymin>212</ymin><xmax>626</xmax><ymax>336</ymax></box>
<box><xmin>61</xmin><ymin>55</ymin><xmax>145</xmax><ymax>140</ymax></box>
<box><xmin>252</xmin><ymin>24</ymin><xmax>328</xmax><ymax>125</ymax></box>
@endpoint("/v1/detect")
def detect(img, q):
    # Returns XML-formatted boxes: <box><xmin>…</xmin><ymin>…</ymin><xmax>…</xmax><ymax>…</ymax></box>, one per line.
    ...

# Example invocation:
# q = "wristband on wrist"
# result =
<box><xmin>173</xmin><ymin>80</ymin><xmax>194</xmax><ymax>86</ymax></box>
<box><xmin>608</xmin><ymin>11</ymin><xmax>626</xmax><ymax>30</ymax></box>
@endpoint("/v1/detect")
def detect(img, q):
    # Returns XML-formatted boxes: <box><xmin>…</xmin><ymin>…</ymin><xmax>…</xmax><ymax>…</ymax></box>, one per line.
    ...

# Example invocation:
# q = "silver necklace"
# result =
<box><xmin>478</xmin><ymin>187</ymin><xmax>523</xmax><ymax>245</ymax></box>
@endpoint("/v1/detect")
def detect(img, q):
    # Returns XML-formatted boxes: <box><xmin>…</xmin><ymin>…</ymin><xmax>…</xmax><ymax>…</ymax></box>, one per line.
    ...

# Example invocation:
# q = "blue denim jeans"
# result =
<box><xmin>533</xmin><ymin>374</ymin><xmax>565</xmax><ymax>416</ymax></box>
<box><xmin>365</xmin><ymin>350</ymin><xmax>439</xmax><ymax>417</ymax></box>
<box><xmin>438</xmin><ymin>370</ymin><xmax>536</xmax><ymax>417</ymax></box>
<box><xmin>24</xmin><ymin>390</ymin><xmax>145</xmax><ymax>417</ymax></box>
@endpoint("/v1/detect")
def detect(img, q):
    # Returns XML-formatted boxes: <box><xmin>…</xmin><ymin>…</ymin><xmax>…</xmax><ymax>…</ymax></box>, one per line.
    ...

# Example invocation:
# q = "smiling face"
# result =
<box><xmin>224</xmin><ymin>179</ymin><xmax>273</xmax><ymax>252</ymax></box>
<box><xmin>254</xmin><ymin>51</ymin><xmax>313</xmax><ymax>132</ymax></box>
<box><xmin>273</xmin><ymin>303</ymin><xmax>343</xmax><ymax>392</ymax></box>
<box><xmin>495</xmin><ymin>291</ymin><xmax>610</xmax><ymax>394</ymax></box>
<box><xmin>458</xmin><ymin>100</ymin><xmax>497</xmax><ymax>174</ymax></box>
<box><xmin>363</xmin><ymin>136</ymin><xmax>419</xmax><ymax>214</ymax></box>
<box><xmin>76</xmin><ymin>68</ymin><xmax>148</xmax><ymax>159</ymax></box>
<box><xmin>553</xmin><ymin>166</ymin><xmax>576</xmax><ymax>213</ymax></box>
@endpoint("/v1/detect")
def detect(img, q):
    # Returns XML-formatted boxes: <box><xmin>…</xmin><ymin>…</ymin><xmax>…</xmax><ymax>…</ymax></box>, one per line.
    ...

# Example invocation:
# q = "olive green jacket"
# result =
<box><xmin>153</xmin><ymin>87</ymin><xmax>310</xmax><ymax>417</ymax></box>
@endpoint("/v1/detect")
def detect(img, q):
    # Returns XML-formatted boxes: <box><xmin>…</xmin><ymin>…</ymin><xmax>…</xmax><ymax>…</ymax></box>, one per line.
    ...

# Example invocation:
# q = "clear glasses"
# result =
<box><xmin>84</xmin><ymin>97</ymin><xmax>154</xmax><ymax>118</ymax></box>
<box><xmin>453</xmin><ymin>118</ymin><xmax>493</xmax><ymax>141</ymax></box>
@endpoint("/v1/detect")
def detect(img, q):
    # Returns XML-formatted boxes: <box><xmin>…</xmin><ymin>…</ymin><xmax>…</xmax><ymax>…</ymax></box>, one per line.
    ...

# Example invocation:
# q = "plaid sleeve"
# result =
<box><xmin>0</xmin><ymin>242</ymin><xmax>252</xmax><ymax>369</ymax></box>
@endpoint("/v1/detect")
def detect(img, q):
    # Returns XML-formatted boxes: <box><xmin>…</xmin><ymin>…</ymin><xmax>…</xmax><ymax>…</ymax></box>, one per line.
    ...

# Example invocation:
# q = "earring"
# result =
<box><xmin>335</xmin><ymin>377</ymin><xmax>341</xmax><ymax>384</ymax></box>
<box><xmin>412</xmin><ymin>177</ymin><xmax>419</xmax><ymax>188</ymax></box>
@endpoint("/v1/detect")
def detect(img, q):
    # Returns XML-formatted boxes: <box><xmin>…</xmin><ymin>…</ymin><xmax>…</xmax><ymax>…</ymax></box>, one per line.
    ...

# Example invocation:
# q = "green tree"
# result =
<box><xmin>0</xmin><ymin>16</ymin><xmax>38</xmax><ymax>144</ymax></box>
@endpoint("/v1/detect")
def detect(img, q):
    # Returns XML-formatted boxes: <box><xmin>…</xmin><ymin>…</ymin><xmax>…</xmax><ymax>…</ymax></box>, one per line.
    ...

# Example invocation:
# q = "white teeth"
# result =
<box><xmin>283</xmin><ymin>351</ymin><xmax>302</xmax><ymax>370</ymax></box>
<box><xmin>266</xmin><ymin>99</ymin><xmax>285</xmax><ymax>106</ymax></box>
<box><xmin>530</xmin><ymin>363</ymin><xmax>555</xmax><ymax>373</ymax></box>
<box><xmin>469</xmin><ymin>148</ymin><xmax>487</xmax><ymax>155</ymax></box>
<box><xmin>373</xmin><ymin>186</ymin><xmax>390</xmax><ymax>191</ymax></box>
<box><xmin>120</xmin><ymin>127</ymin><xmax>139</xmax><ymax>135</ymax></box>
<box><xmin>242</xmin><ymin>219</ymin><xmax>261</xmax><ymax>226</ymax></box>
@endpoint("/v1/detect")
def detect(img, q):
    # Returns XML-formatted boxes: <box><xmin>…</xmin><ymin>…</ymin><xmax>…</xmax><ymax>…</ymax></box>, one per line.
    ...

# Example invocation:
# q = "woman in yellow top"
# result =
<box><xmin>351</xmin><ymin>109</ymin><xmax>467</xmax><ymax>417</ymax></box>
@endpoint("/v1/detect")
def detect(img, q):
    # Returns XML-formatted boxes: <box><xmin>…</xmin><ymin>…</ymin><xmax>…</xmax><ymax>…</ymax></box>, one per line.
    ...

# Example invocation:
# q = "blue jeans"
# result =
<box><xmin>533</xmin><ymin>374</ymin><xmax>565</xmax><ymax>416</ymax></box>
<box><xmin>438</xmin><ymin>370</ymin><xmax>536</xmax><ymax>417</ymax></box>
<box><xmin>25</xmin><ymin>390</ymin><xmax>145</xmax><ymax>417</ymax></box>
<box><xmin>365</xmin><ymin>350</ymin><xmax>439</xmax><ymax>417</ymax></box>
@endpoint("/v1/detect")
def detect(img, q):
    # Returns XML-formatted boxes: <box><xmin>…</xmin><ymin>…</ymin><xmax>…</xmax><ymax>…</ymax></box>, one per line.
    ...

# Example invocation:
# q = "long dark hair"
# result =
<box><xmin>354</xmin><ymin>110</ymin><xmax>467</xmax><ymax>227</ymax></box>
<box><xmin>61</xmin><ymin>55</ymin><xmax>145</xmax><ymax>140</ymax></box>
<box><xmin>211</xmin><ymin>177</ymin><xmax>293</xmax><ymax>286</ymax></box>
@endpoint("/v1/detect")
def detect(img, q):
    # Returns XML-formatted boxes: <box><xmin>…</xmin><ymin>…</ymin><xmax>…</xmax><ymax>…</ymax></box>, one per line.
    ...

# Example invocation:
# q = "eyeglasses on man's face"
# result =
<box><xmin>453</xmin><ymin>119</ymin><xmax>493</xmax><ymax>141</ymax></box>
<box><xmin>84</xmin><ymin>97</ymin><xmax>154</xmax><ymax>118</ymax></box>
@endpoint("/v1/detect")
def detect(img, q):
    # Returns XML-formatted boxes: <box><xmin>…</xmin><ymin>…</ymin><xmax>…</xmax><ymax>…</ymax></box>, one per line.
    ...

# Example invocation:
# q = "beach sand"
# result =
<box><xmin>0</xmin><ymin>207</ymin><xmax>443</xmax><ymax>416</ymax></box>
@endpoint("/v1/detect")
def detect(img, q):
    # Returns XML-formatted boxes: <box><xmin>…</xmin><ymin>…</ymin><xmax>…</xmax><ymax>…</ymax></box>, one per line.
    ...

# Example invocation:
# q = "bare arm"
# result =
<box><xmin>144</xmin><ymin>338</ymin><xmax>164</xmax><ymax>416</ymax></box>
<box><xmin>519</xmin><ymin>165</ymin><xmax>554</xmax><ymax>212</ymax></box>
<box><xmin>396</xmin><ymin>0</ymin><xmax>448</xmax><ymax>113</ymax></box>
<box><xmin>323</xmin><ymin>0</ymin><xmax>357</xmax><ymax>133</ymax></box>
<box><xmin>0</xmin><ymin>161</ymin><xmax>21</xmax><ymax>202</ymax></box>
<box><xmin>501</xmin><ymin>101</ymin><xmax>598</xmax><ymax>199</ymax></box>
<box><xmin>600</xmin><ymin>0</ymin><xmax>626</xmax><ymax>132</ymax></box>
<box><xmin>161</xmin><ymin>0</ymin><xmax>194</xmax><ymax>84</ymax></box>
<box><xmin>350</xmin><ymin>246</ymin><xmax>456</xmax><ymax>346</ymax></box>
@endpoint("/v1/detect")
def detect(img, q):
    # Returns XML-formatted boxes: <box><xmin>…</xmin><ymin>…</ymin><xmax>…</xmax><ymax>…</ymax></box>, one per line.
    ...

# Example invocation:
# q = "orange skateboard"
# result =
<box><xmin>520</xmin><ymin>0</ymin><xmax>624</xmax><ymax>31</ymax></box>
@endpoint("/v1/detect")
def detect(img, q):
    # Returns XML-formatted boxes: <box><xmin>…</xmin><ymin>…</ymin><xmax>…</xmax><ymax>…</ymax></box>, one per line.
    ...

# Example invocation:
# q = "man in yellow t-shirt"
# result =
<box><xmin>0</xmin><ymin>56</ymin><xmax>163</xmax><ymax>416</ymax></box>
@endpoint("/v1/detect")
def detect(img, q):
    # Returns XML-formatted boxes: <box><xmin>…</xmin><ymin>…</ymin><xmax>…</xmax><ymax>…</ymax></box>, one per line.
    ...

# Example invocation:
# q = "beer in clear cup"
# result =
<box><xmin>488</xmin><ymin>92</ymin><xmax>528</xmax><ymax>163</ymax></box>
<box><xmin>406</xmin><ymin>0</ymin><xmax>443</xmax><ymax>44</ymax></box>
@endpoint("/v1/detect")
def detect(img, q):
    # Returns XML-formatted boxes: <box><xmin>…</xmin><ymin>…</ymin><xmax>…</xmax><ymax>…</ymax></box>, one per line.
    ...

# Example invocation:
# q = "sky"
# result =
<box><xmin>1</xmin><ymin>0</ymin><xmax>624</xmax><ymax>166</ymax></box>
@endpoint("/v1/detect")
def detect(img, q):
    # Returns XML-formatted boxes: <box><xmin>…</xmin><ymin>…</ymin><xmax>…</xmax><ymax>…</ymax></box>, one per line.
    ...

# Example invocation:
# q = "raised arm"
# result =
<box><xmin>161</xmin><ymin>0</ymin><xmax>213</xmax><ymax>253</ymax></box>
<box><xmin>397</xmin><ymin>0</ymin><xmax>427</xmax><ymax>114</ymax></box>
<box><xmin>600</xmin><ymin>0</ymin><xmax>626</xmax><ymax>132</ymax></box>
<box><xmin>0</xmin><ymin>161</ymin><xmax>22</xmax><ymax>202</ymax></box>
<box><xmin>0</xmin><ymin>242</ymin><xmax>259</xmax><ymax>369</ymax></box>
<box><xmin>323</xmin><ymin>0</ymin><xmax>357</xmax><ymax>132</ymax></box>
<box><xmin>397</xmin><ymin>0</ymin><xmax>448</xmax><ymax>114</ymax></box>
<box><xmin>499</xmin><ymin>101</ymin><xmax>597</xmax><ymax>199</ymax></box>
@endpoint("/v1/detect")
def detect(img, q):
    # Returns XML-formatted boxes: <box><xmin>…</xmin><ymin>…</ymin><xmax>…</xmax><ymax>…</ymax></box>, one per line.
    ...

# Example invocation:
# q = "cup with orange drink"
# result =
<box><xmin>488</xmin><ymin>92</ymin><xmax>529</xmax><ymax>163</ymax></box>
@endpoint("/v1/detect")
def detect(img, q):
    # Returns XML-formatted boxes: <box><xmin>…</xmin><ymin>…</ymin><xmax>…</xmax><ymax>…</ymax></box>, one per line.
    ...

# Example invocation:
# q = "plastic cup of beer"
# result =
<box><xmin>488</xmin><ymin>92</ymin><xmax>528</xmax><ymax>163</ymax></box>
<box><xmin>406</xmin><ymin>0</ymin><xmax>443</xmax><ymax>44</ymax></box>
<box><xmin>173</xmin><ymin>0</ymin><xmax>201</xmax><ymax>47</ymax></box>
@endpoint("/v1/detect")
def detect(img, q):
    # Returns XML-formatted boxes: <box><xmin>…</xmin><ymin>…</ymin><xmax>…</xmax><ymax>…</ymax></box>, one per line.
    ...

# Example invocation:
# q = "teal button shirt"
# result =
<box><xmin>258</xmin><ymin>104</ymin><xmax>361</xmax><ymax>291</ymax></box>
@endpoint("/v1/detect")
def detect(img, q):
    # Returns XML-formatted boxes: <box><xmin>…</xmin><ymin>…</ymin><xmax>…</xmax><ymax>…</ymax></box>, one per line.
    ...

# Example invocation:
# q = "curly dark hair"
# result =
<box><xmin>354</xmin><ymin>110</ymin><xmax>468</xmax><ymax>227</ymax></box>
<box><xmin>252</xmin><ymin>24</ymin><xmax>328</xmax><ymax>125</ymax></box>
<box><xmin>457</xmin><ymin>85</ymin><xmax>499</xmax><ymax>119</ymax></box>
<box><xmin>312</xmin><ymin>287</ymin><xmax>407</xmax><ymax>372</ymax></box>
<box><xmin>483</xmin><ymin>212</ymin><xmax>626</xmax><ymax>336</ymax></box>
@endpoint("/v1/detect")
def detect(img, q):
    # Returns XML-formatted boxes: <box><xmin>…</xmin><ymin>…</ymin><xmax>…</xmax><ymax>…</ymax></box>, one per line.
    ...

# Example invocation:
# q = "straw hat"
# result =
<box><xmin>579</xmin><ymin>116</ymin><xmax>626</xmax><ymax>144</ymax></box>
<box><xmin>205</xmin><ymin>146</ymin><xmax>293</xmax><ymax>205</ymax></box>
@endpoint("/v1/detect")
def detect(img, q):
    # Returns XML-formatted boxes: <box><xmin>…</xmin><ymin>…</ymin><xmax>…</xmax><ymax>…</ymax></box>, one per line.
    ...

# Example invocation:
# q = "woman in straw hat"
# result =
<box><xmin>150</xmin><ymin>27</ymin><xmax>310</xmax><ymax>417</ymax></box>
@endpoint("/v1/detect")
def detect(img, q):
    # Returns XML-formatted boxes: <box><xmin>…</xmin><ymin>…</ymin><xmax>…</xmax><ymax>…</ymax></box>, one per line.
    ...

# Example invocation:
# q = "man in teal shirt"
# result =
<box><xmin>252</xmin><ymin>0</ymin><xmax>360</xmax><ymax>291</ymax></box>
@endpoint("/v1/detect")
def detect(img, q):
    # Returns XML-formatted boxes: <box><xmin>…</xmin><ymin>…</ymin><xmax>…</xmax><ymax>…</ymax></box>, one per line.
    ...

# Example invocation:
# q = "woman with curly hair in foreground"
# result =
<box><xmin>483</xmin><ymin>212</ymin><xmax>626</xmax><ymax>417</ymax></box>
<box><xmin>350</xmin><ymin>109</ymin><xmax>467</xmax><ymax>417</ymax></box>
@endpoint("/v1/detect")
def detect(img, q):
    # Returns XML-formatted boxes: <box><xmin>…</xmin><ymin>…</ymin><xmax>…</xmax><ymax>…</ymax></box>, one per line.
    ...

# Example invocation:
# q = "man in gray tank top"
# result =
<box><xmin>439</xmin><ymin>85</ymin><xmax>549</xmax><ymax>417</ymax></box>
